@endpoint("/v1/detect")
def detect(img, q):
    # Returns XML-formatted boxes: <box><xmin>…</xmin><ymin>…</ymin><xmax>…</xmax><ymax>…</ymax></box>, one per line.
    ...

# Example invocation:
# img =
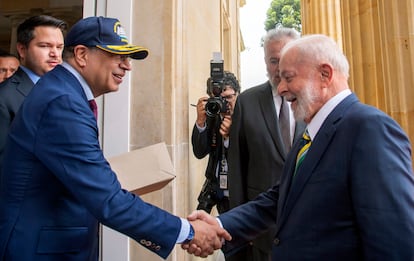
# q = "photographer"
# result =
<box><xmin>191</xmin><ymin>71</ymin><xmax>240</xmax><ymax>215</ymax></box>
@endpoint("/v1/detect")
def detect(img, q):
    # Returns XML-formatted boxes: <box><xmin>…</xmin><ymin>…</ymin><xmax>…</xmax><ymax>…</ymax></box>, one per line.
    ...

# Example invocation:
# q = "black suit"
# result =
<box><xmin>0</xmin><ymin>67</ymin><xmax>34</xmax><ymax>171</ymax></box>
<box><xmin>227</xmin><ymin>81</ymin><xmax>305</xmax><ymax>260</ymax></box>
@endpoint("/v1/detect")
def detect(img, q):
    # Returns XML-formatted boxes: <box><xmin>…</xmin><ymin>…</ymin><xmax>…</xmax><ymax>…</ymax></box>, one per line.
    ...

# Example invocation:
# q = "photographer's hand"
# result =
<box><xmin>219</xmin><ymin>114</ymin><xmax>232</xmax><ymax>139</ymax></box>
<box><xmin>195</xmin><ymin>96</ymin><xmax>209</xmax><ymax>128</ymax></box>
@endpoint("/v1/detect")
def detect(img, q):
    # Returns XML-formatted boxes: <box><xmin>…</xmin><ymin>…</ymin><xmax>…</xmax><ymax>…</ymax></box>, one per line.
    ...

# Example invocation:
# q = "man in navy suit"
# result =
<box><xmin>0</xmin><ymin>16</ymin><xmax>230</xmax><ymax>261</ymax></box>
<box><xmin>226</xmin><ymin>27</ymin><xmax>305</xmax><ymax>261</ymax></box>
<box><xmin>0</xmin><ymin>15</ymin><xmax>67</xmax><ymax>173</ymax></box>
<box><xmin>185</xmin><ymin>34</ymin><xmax>414</xmax><ymax>260</ymax></box>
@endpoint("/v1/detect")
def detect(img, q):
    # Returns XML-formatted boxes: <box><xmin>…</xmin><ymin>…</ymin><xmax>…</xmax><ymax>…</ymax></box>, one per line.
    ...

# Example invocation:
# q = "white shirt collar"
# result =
<box><xmin>307</xmin><ymin>89</ymin><xmax>352</xmax><ymax>140</ymax></box>
<box><xmin>60</xmin><ymin>62</ymin><xmax>94</xmax><ymax>101</ymax></box>
<box><xmin>20</xmin><ymin>65</ymin><xmax>40</xmax><ymax>84</ymax></box>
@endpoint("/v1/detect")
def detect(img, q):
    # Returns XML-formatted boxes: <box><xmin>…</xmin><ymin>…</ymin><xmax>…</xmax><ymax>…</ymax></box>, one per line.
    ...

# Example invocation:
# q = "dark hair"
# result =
<box><xmin>206</xmin><ymin>71</ymin><xmax>241</xmax><ymax>95</ymax></box>
<box><xmin>222</xmin><ymin>71</ymin><xmax>241</xmax><ymax>94</ymax></box>
<box><xmin>17</xmin><ymin>15</ymin><xmax>67</xmax><ymax>47</ymax></box>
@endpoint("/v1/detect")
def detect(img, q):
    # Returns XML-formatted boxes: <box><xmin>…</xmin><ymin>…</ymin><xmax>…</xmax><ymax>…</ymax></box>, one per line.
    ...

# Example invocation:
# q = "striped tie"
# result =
<box><xmin>279</xmin><ymin>96</ymin><xmax>291</xmax><ymax>153</ymax></box>
<box><xmin>294</xmin><ymin>129</ymin><xmax>311</xmax><ymax>176</ymax></box>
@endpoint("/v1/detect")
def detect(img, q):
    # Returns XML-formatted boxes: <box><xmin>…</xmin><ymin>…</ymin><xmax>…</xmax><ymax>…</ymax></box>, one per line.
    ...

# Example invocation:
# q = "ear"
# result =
<box><xmin>320</xmin><ymin>63</ymin><xmax>333</xmax><ymax>82</ymax></box>
<box><xmin>72</xmin><ymin>45</ymin><xmax>89</xmax><ymax>67</ymax></box>
<box><xmin>16</xmin><ymin>43</ymin><xmax>25</xmax><ymax>60</ymax></box>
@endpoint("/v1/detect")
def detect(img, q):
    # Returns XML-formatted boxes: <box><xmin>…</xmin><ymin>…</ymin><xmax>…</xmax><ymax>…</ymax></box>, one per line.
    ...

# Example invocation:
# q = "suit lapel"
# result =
<box><xmin>293</xmin><ymin>121</ymin><xmax>306</xmax><ymax>144</ymax></box>
<box><xmin>277</xmin><ymin>121</ymin><xmax>306</xmax><ymax>220</ymax></box>
<box><xmin>276</xmin><ymin>93</ymin><xmax>359</xmax><ymax>231</ymax></box>
<box><xmin>258</xmin><ymin>82</ymin><xmax>287</xmax><ymax>159</ymax></box>
<box><xmin>13</xmin><ymin>68</ymin><xmax>34</xmax><ymax>97</ymax></box>
<box><xmin>281</xmin><ymin>123</ymin><xmax>336</xmax><ymax>221</ymax></box>
<box><xmin>276</xmin><ymin>140</ymin><xmax>301</xmax><ymax>227</ymax></box>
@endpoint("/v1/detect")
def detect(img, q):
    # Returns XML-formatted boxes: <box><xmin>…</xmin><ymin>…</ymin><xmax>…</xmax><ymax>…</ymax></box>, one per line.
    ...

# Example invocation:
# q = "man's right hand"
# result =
<box><xmin>195</xmin><ymin>96</ymin><xmax>209</xmax><ymax>127</ymax></box>
<box><xmin>219</xmin><ymin>114</ymin><xmax>232</xmax><ymax>139</ymax></box>
<box><xmin>181</xmin><ymin>210</ymin><xmax>232</xmax><ymax>257</ymax></box>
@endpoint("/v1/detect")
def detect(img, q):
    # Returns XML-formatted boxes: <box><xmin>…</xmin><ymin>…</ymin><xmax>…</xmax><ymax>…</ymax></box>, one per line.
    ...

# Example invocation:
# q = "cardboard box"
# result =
<box><xmin>108</xmin><ymin>142</ymin><xmax>175</xmax><ymax>195</ymax></box>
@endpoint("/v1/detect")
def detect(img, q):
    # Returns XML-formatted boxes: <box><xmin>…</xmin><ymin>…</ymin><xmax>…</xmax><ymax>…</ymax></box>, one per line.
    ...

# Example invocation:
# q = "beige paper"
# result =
<box><xmin>108</xmin><ymin>142</ymin><xmax>175</xmax><ymax>195</ymax></box>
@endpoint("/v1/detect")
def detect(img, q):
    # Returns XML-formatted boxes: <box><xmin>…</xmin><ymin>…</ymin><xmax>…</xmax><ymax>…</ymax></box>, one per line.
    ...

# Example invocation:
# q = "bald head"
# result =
<box><xmin>280</xmin><ymin>34</ymin><xmax>350</xmax><ymax>79</ymax></box>
<box><xmin>277</xmin><ymin>34</ymin><xmax>351</xmax><ymax>123</ymax></box>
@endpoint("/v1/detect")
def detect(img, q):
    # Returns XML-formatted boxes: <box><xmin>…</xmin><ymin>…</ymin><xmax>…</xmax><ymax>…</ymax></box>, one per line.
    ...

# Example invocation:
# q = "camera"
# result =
<box><xmin>196</xmin><ymin>179</ymin><xmax>221</xmax><ymax>213</ymax></box>
<box><xmin>205</xmin><ymin>52</ymin><xmax>228</xmax><ymax>118</ymax></box>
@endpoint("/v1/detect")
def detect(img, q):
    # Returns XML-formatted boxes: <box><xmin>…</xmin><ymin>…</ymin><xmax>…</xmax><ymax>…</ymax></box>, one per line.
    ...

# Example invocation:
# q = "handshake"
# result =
<box><xmin>181</xmin><ymin>210</ymin><xmax>232</xmax><ymax>258</ymax></box>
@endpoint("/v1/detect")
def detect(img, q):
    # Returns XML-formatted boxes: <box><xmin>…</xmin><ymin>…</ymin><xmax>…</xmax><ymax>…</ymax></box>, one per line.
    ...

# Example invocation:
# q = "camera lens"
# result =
<box><xmin>206</xmin><ymin>100</ymin><xmax>220</xmax><ymax>117</ymax></box>
<box><xmin>205</xmin><ymin>97</ymin><xmax>227</xmax><ymax>118</ymax></box>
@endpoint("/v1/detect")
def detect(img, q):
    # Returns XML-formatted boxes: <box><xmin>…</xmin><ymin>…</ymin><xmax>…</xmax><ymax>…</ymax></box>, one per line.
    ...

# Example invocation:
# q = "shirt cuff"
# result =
<box><xmin>196</xmin><ymin>122</ymin><xmax>206</xmax><ymax>132</ymax></box>
<box><xmin>177</xmin><ymin>218</ymin><xmax>191</xmax><ymax>243</ymax></box>
<box><xmin>223</xmin><ymin>138</ymin><xmax>229</xmax><ymax>148</ymax></box>
<box><xmin>216</xmin><ymin>217</ymin><xmax>224</xmax><ymax>228</ymax></box>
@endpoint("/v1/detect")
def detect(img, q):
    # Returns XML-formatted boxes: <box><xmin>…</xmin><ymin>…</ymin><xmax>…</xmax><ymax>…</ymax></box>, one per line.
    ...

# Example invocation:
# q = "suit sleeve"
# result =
<box><xmin>34</xmin><ymin>95</ymin><xmax>180</xmax><ymax>259</ymax></box>
<box><xmin>219</xmin><ymin>185</ymin><xmax>279</xmax><ymax>255</ymax></box>
<box><xmin>228</xmin><ymin>97</ymin><xmax>248</xmax><ymax>208</ymax></box>
<box><xmin>0</xmin><ymin>101</ymin><xmax>10</xmax><ymax>170</ymax></box>
<box><xmin>350</xmin><ymin>111</ymin><xmax>414</xmax><ymax>259</ymax></box>
<box><xmin>191</xmin><ymin>123</ymin><xmax>210</xmax><ymax>159</ymax></box>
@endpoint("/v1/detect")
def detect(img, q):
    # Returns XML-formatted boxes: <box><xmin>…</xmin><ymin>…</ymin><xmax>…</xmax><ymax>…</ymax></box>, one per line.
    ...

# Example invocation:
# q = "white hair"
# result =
<box><xmin>281</xmin><ymin>34</ymin><xmax>350</xmax><ymax>79</ymax></box>
<box><xmin>263</xmin><ymin>27</ymin><xmax>300</xmax><ymax>48</ymax></box>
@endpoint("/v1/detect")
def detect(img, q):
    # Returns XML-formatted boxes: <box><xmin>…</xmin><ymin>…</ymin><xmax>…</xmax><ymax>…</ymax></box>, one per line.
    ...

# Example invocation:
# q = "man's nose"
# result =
<box><xmin>277</xmin><ymin>80</ymin><xmax>286</xmax><ymax>95</ymax></box>
<box><xmin>49</xmin><ymin>46</ymin><xmax>59</xmax><ymax>56</ymax></box>
<box><xmin>120</xmin><ymin>58</ymin><xmax>132</xmax><ymax>71</ymax></box>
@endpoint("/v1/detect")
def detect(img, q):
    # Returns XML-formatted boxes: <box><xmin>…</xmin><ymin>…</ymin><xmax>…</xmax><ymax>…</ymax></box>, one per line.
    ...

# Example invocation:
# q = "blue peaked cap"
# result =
<box><xmin>65</xmin><ymin>16</ymin><xmax>148</xmax><ymax>60</ymax></box>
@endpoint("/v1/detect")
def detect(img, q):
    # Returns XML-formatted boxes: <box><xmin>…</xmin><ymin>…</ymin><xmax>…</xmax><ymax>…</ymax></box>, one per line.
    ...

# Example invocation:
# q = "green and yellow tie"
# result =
<box><xmin>294</xmin><ymin>129</ymin><xmax>311</xmax><ymax>176</ymax></box>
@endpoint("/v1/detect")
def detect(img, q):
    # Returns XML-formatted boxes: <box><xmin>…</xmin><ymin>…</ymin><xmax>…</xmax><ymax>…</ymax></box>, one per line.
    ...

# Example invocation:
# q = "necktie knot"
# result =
<box><xmin>302</xmin><ymin>129</ymin><xmax>311</xmax><ymax>142</ymax></box>
<box><xmin>294</xmin><ymin>129</ymin><xmax>311</xmax><ymax>176</ymax></box>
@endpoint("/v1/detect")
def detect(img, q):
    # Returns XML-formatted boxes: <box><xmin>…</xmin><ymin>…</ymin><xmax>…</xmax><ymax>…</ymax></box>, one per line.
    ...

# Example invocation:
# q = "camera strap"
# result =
<box><xmin>219</xmin><ymin>143</ymin><xmax>228</xmax><ymax>190</ymax></box>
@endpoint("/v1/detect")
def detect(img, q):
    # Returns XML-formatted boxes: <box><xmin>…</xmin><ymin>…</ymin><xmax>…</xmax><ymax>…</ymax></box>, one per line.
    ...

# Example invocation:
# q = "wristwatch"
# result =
<box><xmin>183</xmin><ymin>224</ymin><xmax>195</xmax><ymax>244</ymax></box>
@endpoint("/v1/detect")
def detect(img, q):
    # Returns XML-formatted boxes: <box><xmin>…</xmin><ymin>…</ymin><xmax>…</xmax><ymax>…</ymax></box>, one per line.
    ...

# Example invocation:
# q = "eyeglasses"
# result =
<box><xmin>222</xmin><ymin>93</ymin><xmax>237</xmax><ymax>100</ymax></box>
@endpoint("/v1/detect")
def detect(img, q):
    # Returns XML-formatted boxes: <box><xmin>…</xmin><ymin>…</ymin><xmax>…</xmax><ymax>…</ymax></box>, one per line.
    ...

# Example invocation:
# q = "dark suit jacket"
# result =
<box><xmin>192</xmin><ymin>115</ymin><xmax>230</xmax><ymax>213</ymax></box>
<box><xmin>0</xmin><ymin>65</ymin><xmax>180</xmax><ymax>260</ymax></box>
<box><xmin>0</xmin><ymin>67</ymin><xmax>34</xmax><ymax>172</ymax></box>
<box><xmin>221</xmin><ymin>93</ymin><xmax>414</xmax><ymax>260</ymax></box>
<box><xmin>227</xmin><ymin>81</ymin><xmax>305</xmax><ymax>253</ymax></box>
<box><xmin>192</xmin><ymin>115</ymin><xmax>222</xmax><ymax>181</ymax></box>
